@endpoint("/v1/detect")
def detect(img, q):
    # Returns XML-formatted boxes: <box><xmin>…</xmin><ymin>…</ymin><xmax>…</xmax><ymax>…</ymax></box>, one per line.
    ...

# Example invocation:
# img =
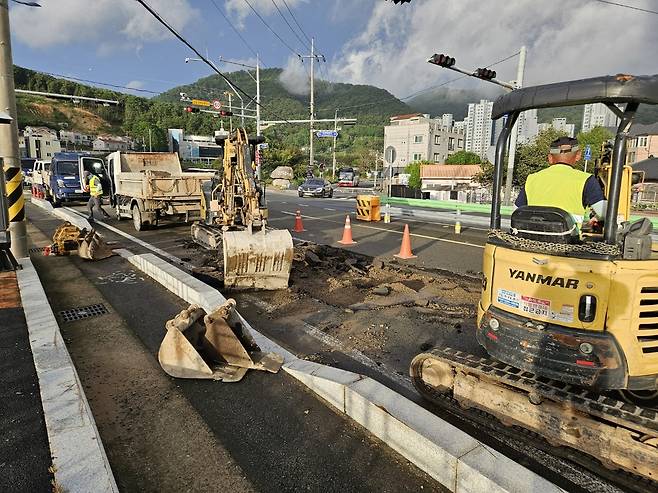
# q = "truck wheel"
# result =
<box><xmin>115</xmin><ymin>206</ymin><xmax>123</xmax><ymax>221</ymax></box>
<box><xmin>51</xmin><ymin>195</ymin><xmax>61</xmax><ymax>208</ymax></box>
<box><xmin>132</xmin><ymin>204</ymin><xmax>144</xmax><ymax>231</ymax></box>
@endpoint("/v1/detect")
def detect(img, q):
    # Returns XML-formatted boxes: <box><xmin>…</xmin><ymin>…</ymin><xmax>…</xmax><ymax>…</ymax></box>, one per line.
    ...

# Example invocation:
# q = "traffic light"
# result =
<box><xmin>428</xmin><ymin>54</ymin><xmax>456</xmax><ymax>68</ymax></box>
<box><xmin>218</xmin><ymin>110</ymin><xmax>233</xmax><ymax>117</ymax></box>
<box><xmin>184</xmin><ymin>106</ymin><xmax>200</xmax><ymax>113</ymax></box>
<box><xmin>475</xmin><ymin>68</ymin><xmax>496</xmax><ymax>80</ymax></box>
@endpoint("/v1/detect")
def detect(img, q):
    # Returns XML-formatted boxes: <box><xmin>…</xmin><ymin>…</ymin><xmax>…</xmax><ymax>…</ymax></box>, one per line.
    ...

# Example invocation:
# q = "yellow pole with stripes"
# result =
<box><xmin>0</xmin><ymin>0</ymin><xmax>27</xmax><ymax>259</ymax></box>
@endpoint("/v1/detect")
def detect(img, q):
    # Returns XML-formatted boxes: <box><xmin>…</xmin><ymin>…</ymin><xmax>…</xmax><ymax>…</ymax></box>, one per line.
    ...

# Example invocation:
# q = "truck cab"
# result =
<box><xmin>46</xmin><ymin>152</ymin><xmax>105</xmax><ymax>206</ymax></box>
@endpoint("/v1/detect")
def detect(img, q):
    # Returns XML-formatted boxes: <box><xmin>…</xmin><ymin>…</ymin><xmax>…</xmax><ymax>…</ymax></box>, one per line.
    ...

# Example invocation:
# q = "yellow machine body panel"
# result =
<box><xmin>479</xmin><ymin>243</ymin><xmax>658</xmax><ymax>380</ymax></box>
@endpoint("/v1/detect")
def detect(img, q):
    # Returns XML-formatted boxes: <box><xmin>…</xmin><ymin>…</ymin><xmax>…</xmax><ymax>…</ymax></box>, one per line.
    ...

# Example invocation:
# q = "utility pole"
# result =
<box><xmin>148</xmin><ymin>128</ymin><xmax>152</xmax><ymax>152</ymax></box>
<box><xmin>0</xmin><ymin>0</ymin><xmax>26</xmax><ymax>260</ymax></box>
<box><xmin>256</xmin><ymin>54</ymin><xmax>261</xmax><ymax>137</ymax></box>
<box><xmin>301</xmin><ymin>38</ymin><xmax>324</xmax><ymax>177</ymax></box>
<box><xmin>332</xmin><ymin>108</ymin><xmax>338</xmax><ymax>179</ymax></box>
<box><xmin>503</xmin><ymin>45</ymin><xmax>526</xmax><ymax>205</ymax></box>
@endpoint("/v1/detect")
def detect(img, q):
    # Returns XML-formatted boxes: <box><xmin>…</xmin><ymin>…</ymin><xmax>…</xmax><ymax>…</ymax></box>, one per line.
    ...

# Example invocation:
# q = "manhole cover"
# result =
<box><xmin>59</xmin><ymin>303</ymin><xmax>108</xmax><ymax>323</ymax></box>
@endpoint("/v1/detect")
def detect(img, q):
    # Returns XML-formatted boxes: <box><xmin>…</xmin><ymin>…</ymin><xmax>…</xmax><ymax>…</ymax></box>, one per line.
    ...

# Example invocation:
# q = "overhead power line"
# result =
<box><xmin>281</xmin><ymin>0</ymin><xmax>312</xmax><ymax>45</ymax></box>
<box><xmin>209</xmin><ymin>0</ymin><xmax>264</xmax><ymax>64</ymax></box>
<box><xmin>242</xmin><ymin>0</ymin><xmax>301</xmax><ymax>57</ymax></box>
<box><xmin>43</xmin><ymin>72</ymin><xmax>160</xmax><ymax>94</ymax></box>
<box><xmin>271</xmin><ymin>0</ymin><xmax>309</xmax><ymax>51</ymax></box>
<box><xmin>592</xmin><ymin>0</ymin><xmax>658</xmax><ymax>15</ymax></box>
<box><xmin>133</xmin><ymin>0</ymin><xmax>294</xmax><ymax>125</ymax></box>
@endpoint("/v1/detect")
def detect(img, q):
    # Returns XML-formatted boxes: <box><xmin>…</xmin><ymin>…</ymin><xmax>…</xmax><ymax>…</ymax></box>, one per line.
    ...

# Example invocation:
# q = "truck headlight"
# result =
<box><xmin>57</xmin><ymin>179</ymin><xmax>65</xmax><ymax>187</ymax></box>
<box><xmin>315</xmin><ymin>187</ymin><xmax>323</xmax><ymax>192</ymax></box>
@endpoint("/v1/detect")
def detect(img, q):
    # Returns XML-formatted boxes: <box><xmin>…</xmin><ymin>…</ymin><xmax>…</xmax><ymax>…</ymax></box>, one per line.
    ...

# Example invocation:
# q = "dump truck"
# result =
<box><xmin>103</xmin><ymin>151</ymin><xmax>214</xmax><ymax>231</ymax></box>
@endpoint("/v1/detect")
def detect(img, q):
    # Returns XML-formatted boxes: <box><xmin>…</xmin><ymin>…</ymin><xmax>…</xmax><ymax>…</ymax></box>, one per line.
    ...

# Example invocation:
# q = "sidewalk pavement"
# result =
<box><xmin>0</xmin><ymin>270</ymin><xmax>53</xmax><ymax>492</ymax></box>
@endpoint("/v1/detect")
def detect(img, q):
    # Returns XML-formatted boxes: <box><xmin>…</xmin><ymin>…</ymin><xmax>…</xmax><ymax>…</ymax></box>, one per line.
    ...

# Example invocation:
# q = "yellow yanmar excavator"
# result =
<box><xmin>411</xmin><ymin>74</ymin><xmax>658</xmax><ymax>481</ymax></box>
<box><xmin>191</xmin><ymin>128</ymin><xmax>293</xmax><ymax>290</ymax></box>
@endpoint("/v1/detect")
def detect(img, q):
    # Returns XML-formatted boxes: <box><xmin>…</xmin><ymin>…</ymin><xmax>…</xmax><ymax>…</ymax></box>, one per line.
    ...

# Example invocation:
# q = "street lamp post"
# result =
<box><xmin>332</xmin><ymin>108</ymin><xmax>338</xmax><ymax>179</ymax></box>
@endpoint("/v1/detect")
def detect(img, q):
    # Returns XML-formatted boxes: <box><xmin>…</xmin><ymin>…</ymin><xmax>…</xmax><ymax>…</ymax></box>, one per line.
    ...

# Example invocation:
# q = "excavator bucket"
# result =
<box><xmin>158</xmin><ymin>299</ymin><xmax>284</xmax><ymax>382</ymax></box>
<box><xmin>223</xmin><ymin>229</ymin><xmax>293</xmax><ymax>290</ymax></box>
<box><xmin>78</xmin><ymin>229</ymin><xmax>113</xmax><ymax>260</ymax></box>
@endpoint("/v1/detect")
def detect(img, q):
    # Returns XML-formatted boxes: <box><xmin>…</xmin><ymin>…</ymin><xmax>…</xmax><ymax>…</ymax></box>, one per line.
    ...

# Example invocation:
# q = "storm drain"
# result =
<box><xmin>28</xmin><ymin>246</ymin><xmax>48</xmax><ymax>254</ymax></box>
<box><xmin>59</xmin><ymin>303</ymin><xmax>108</xmax><ymax>323</ymax></box>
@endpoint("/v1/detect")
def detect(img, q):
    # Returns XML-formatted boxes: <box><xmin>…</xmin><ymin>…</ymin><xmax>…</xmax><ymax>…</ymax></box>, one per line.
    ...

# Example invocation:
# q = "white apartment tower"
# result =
<box><xmin>516</xmin><ymin>109</ymin><xmax>539</xmax><ymax>144</ymax></box>
<box><xmin>582</xmin><ymin>103</ymin><xmax>620</xmax><ymax>133</ymax></box>
<box><xmin>464</xmin><ymin>100</ymin><xmax>494</xmax><ymax>159</ymax></box>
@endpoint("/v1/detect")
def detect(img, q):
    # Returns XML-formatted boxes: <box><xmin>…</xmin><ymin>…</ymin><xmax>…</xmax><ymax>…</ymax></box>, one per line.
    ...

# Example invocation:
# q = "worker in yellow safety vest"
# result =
<box><xmin>85</xmin><ymin>170</ymin><xmax>110</xmax><ymax>222</ymax></box>
<box><xmin>515</xmin><ymin>136</ymin><xmax>606</xmax><ymax>225</ymax></box>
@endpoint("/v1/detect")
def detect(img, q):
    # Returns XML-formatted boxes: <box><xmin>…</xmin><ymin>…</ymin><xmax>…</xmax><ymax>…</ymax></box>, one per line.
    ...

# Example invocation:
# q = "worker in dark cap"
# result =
<box><xmin>515</xmin><ymin>136</ymin><xmax>606</xmax><ymax>224</ymax></box>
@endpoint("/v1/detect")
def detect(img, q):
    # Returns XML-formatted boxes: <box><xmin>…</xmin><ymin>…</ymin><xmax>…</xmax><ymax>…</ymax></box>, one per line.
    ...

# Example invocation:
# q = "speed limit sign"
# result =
<box><xmin>212</xmin><ymin>99</ymin><xmax>222</xmax><ymax>110</ymax></box>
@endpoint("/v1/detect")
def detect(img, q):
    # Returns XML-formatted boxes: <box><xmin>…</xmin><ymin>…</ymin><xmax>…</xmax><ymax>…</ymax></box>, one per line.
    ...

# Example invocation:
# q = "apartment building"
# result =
<box><xmin>23</xmin><ymin>126</ymin><xmax>61</xmax><ymax>160</ymax></box>
<box><xmin>626</xmin><ymin>123</ymin><xmax>658</xmax><ymax>164</ymax></box>
<box><xmin>537</xmin><ymin>117</ymin><xmax>576</xmax><ymax>138</ymax></box>
<box><xmin>582</xmin><ymin>103</ymin><xmax>620</xmax><ymax>133</ymax></box>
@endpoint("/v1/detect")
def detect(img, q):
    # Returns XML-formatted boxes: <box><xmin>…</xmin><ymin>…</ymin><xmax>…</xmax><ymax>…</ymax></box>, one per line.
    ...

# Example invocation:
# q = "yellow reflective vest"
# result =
<box><xmin>524</xmin><ymin>164</ymin><xmax>590</xmax><ymax>217</ymax></box>
<box><xmin>89</xmin><ymin>174</ymin><xmax>103</xmax><ymax>197</ymax></box>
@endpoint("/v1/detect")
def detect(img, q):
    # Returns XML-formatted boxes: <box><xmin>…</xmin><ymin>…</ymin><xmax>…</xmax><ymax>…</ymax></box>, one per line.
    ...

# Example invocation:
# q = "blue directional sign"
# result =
<box><xmin>584</xmin><ymin>144</ymin><xmax>592</xmax><ymax>161</ymax></box>
<box><xmin>316</xmin><ymin>130</ymin><xmax>338</xmax><ymax>138</ymax></box>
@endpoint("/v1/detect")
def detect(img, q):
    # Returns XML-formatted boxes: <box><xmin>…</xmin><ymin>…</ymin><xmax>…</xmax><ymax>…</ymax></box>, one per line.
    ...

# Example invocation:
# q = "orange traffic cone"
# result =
<box><xmin>338</xmin><ymin>215</ymin><xmax>357</xmax><ymax>245</ymax></box>
<box><xmin>293</xmin><ymin>210</ymin><xmax>306</xmax><ymax>232</ymax></box>
<box><xmin>394</xmin><ymin>224</ymin><xmax>417</xmax><ymax>259</ymax></box>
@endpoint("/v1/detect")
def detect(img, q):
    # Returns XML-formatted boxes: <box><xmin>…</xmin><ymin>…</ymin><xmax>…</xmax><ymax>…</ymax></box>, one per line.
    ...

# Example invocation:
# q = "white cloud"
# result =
<box><xmin>329</xmin><ymin>0</ymin><xmax>658</xmax><ymax>97</ymax></box>
<box><xmin>10</xmin><ymin>0</ymin><xmax>199</xmax><ymax>52</ymax></box>
<box><xmin>225</xmin><ymin>0</ymin><xmax>307</xmax><ymax>29</ymax></box>
<box><xmin>278</xmin><ymin>55</ymin><xmax>309</xmax><ymax>96</ymax></box>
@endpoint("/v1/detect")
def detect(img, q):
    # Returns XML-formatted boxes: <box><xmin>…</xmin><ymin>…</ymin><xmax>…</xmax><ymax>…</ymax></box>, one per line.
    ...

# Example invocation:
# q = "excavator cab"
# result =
<box><xmin>192</xmin><ymin>129</ymin><xmax>293</xmax><ymax>290</ymax></box>
<box><xmin>411</xmin><ymin>74</ymin><xmax>658</xmax><ymax>480</ymax></box>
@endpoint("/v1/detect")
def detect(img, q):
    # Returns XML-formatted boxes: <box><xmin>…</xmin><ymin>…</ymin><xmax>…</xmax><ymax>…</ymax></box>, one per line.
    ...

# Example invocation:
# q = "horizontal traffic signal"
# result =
<box><xmin>184</xmin><ymin>106</ymin><xmax>200</xmax><ymax>113</ymax></box>
<box><xmin>428</xmin><ymin>54</ymin><xmax>455</xmax><ymax>68</ymax></box>
<box><xmin>475</xmin><ymin>68</ymin><xmax>496</xmax><ymax>80</ymax></box>
<box><xmin>218</xmin><ymin>110</ymin><xmax>233</xmax><ymax>117</ymax></box>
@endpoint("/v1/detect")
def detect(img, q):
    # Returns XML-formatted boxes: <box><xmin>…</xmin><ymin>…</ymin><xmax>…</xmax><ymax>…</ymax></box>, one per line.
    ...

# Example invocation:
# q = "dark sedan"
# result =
<box><xmin>298</xmin><ymin>178</ymin><xmax>333</xmax><ymax>198</ymax></box>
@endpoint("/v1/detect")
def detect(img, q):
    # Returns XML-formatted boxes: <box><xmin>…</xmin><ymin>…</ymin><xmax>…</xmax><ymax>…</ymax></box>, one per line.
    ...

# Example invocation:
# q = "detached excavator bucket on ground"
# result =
<box><xmin>159</xmin><ymin>299</ymin><xmax>284</xmax><ymax>382</ymax></box>
<box><xmin>223</xmin><ymin>228</ymin><xmax>293</xmax><ymax>290</ymax></box>
<box><xmin>50</xmin><ymin>222</ymin><xmax>113</xmax><ymax>260</ymax></box>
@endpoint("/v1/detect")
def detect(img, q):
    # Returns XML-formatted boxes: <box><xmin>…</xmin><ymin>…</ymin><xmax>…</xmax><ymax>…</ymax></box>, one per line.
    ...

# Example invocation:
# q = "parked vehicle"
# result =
<box><xmin>104</xmin><ymin>151</ymin><xmax>214</xmax><ymax>231</ymax></box>
<box><xmin>21</xmin><ymin>158</ymin><xmax>35</xmax><ymax>187</ymax></box>
<box><xmin>33</xmin><ymin>152</ymin><xmax>101</xmax><ymax>206</ymax></box>
<box><xmin>31</xmin><ymin>160</ymin><xmax>50</xmax><ymax>193</ymax></box>
<box><xmin>298</xmin><ymin>178</ymin><xmax>333</xmax><ymax>198</ymax></box>
<box><xmin>337</xmin><ymin>167</ymin><xmax>359</xmax><ymax>187</ymax></box>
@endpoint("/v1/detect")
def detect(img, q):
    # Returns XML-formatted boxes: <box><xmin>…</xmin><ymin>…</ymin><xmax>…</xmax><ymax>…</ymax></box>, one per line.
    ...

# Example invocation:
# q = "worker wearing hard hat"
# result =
<box><xmin>84</xmin><ymin>169</ymin><xmax>111</xmax><ymax>222</ymax></box>
<box><xmin>515</xmin><ymin>136</ymin><xmax>606</xmax><ymax>225</ymax></box>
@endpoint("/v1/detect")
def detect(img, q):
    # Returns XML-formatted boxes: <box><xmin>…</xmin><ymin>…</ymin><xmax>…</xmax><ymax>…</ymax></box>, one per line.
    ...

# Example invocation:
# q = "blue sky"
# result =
<box><xmin>9</xmin><ymin>0</ymin><xmax>658</xmax><ymax>100</ymax></box>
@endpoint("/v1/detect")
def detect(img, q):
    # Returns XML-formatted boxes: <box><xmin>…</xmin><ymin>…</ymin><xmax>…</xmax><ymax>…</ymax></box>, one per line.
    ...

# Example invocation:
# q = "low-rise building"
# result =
<box><xmin>626</xmin><ymin>123</ymin><xmax>658</xmax><ymax>164</ymax></box>
<box><xmin>167</xmin><ymin>128</ymin><xmax>223</xmax><ymax>164</ymax></box>
<box><xmin>383</xmin><ymin>113</ymin><xmax>465</xmax><ymax>176</ymax></box>
<box><xmin>60</xmin><ymin>130</ymin><xmax>94</xmax><ymax>148</ymax></box>
<box><xmin>23</xmin><ymin>126</ymin><xmax>61</xmax><ymax>160</ymax></box>
<box><xmin>92</xmin><ymin>136</ymin><xmax>131</xmax><ymax>152</ymax></box>
<box><xmin>420</xmin><ymin>164</ymin><xmax>484</xmax><ymax>202</ymax></box>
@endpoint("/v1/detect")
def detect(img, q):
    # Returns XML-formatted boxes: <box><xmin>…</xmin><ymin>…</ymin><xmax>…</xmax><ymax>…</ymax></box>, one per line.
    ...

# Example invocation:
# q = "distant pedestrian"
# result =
<box><xmin>85</xmin><ymin>170</ymin><xmax>110</xmax><ymax>222</ymax></box>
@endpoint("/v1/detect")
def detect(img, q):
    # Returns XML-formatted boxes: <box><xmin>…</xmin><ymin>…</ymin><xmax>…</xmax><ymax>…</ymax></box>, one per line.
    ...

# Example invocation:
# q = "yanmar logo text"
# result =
<box><xmin>509</xmin><ymin>269</ymin><xmax>579</xmax><ymax>289</ymax></box>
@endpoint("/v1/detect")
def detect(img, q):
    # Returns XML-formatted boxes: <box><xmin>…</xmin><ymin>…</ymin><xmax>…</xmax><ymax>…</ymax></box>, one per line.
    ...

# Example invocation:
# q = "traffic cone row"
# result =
<box><xmin>292</xmin><ymin>212</ymin><xmax>417</xmax><ymax>261</ymax></box>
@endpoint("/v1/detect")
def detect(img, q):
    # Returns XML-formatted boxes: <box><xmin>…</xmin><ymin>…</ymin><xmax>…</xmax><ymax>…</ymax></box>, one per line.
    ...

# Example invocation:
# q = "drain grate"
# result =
<box><xmin>59</xmin><ymin>303</ymin><xmax>108</xmax><ymax>323</ymax></box>
<box><xmin>29</xmin><ymin>246</ymin><xmax>48</xmax><ymax>254</ymax></box>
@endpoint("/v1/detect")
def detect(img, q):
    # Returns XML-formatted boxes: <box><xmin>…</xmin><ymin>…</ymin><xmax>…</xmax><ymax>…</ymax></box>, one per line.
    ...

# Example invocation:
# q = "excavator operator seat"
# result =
<box><xmin>510</xmin><ymin>206</ymin><xmax>579</xmax><ymax>244</ymax></box>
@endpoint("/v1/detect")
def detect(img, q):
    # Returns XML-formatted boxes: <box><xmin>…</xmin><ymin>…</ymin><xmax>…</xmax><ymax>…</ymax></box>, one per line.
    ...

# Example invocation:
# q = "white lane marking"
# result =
<box><xmin>298</xmin><ymin>203</ymin><xmax>308</xmax><ymax>207</ymax></box>
<box><xmin>274</xmin><ymin>211</ymin><xmax>484</xmax><ymax>249</ymax></box>
<box><xmin>324</xmin><ymin>208</ymin><xmax>336</xmax><ymax>211</ymax></box>
<box><xmin>63</xmin><ymin>207</ymin><xmax>195</xmax><ymax>269</ymax></box>
<box><xmin>281</xmin><ymin>201</ymin><xmax>288</xmax><ymax>204</ymax></box>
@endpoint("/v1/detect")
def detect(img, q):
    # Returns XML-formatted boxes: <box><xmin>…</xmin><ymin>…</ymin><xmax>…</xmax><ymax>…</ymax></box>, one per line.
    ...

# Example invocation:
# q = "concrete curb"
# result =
<box><xmin>16</xmin><ymin>258</ymin><xmax>118</xmax><ymax>493</ymax></box>
<box><xmin>31</xmin><ymin>196</ymin><xmax>93</xmax><ymax>231</ymax></box>
<box><xmin>117</xmin><ymin>248</ymin><xmax>563</xmax><ymax>493</ymax></box>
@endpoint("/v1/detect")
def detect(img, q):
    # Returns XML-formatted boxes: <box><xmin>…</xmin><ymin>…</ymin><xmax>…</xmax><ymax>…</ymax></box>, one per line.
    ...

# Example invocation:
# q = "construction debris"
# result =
<box><xmin>48</xmin><ymin>222</ymin><xmax>113</xmax><ymax>260</ymax></box>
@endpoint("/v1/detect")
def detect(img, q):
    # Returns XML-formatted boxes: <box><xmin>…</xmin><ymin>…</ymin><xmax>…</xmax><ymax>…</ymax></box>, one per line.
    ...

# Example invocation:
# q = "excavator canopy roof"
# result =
<box><xmin>492</xmin><ymin>74</ymin><xmax>658</xmax><ymax>120</ymax></box>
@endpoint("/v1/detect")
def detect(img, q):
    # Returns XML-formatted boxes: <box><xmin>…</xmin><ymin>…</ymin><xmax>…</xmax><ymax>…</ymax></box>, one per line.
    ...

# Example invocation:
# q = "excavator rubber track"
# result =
<box><xmin>410</xmin><ymin>347</ymin><xmax>658</xmax><ymax>483</ymax></box>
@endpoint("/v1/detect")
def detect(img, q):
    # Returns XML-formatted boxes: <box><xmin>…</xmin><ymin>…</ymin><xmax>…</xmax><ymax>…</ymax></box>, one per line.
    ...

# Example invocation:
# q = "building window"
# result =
<box><xmin>433</xmin><ymin>153</ymin><xmax>441</xmax><ymax>163</ymax></box>
<box><xmin>412</xmin><ymin>153</ymin><xmax>422</xmax><ymax>161</ymax></box>
<box><xmin>45</xmin><ymin>141</ymin><xmax>49</xmax><ymax>145</ymax></box>
<box><xmin>414</xmin><ymin>135</ymin><xmax>423</xmax><ymax>143</ymax></box>
<box><xmin>448</xmin><ymin>137</ymin><xmax>455</xmax><ymax>151</ymax></box>
<box><xmin>434</xmin><ymin>135</ymin><xmax>440</xmax><ymax>145</ymax></box>
<box><xmin>628</xmin><ymin>152</ymin><xmax>636</xmax><ymax>164</ymax></box>
<box><xmin>458</xmin><ymin>139</ymin><xmax>463</xmax><ymax>148</ymax></box>
<box><xmin>638</xmin><ymin>136</ymin><xmax>648</xmax><ymax>147</ymax></box>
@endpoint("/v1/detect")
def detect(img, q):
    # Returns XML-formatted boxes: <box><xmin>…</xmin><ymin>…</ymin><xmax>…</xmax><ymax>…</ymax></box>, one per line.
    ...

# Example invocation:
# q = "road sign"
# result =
<box><xmin>191</xmin><ymin>99</ymin><xmax>211</xmax><ymax>107</ymax></box>
<box><xmin>584</xmin><ymin>144</ymin><xmax>592</xmax><ymax>161</ymax></box>
<box><xmin>385</xmin><ymin>146</ymin><xmax>396</xmax><ymax>164</ymax></box>
<box><xmin>316</xmin><ymin>130</ymin><xmax>338</xmax><ymax>138</ymax></box>
<box><xmin>212</xmin><ymin>99</ymin><xmax>222</xmax><ymax>110</ymax></box>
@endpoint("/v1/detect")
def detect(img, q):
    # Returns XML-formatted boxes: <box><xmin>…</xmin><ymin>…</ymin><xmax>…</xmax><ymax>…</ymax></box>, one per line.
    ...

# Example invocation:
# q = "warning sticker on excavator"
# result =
<box><xmin>497</xmin><ymin>289</ymin><xmax>520</xmax><ymax>308</ymax></box>
<box><xmin>521</xmin><ymin>295</ymin><xmax>550</xmax><ymax>318</ymax></box>
<box><xmin>549</xmin><ymin>304</ymin><xmax>575</xmax><ymax>323</ymax></box>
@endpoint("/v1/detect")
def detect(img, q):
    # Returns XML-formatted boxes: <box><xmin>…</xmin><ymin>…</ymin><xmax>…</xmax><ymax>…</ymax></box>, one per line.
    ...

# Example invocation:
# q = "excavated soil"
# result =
<box><xmin>183</xmin><ymin>239</ymin><xmax>485</xmax><ymax>377</ymax></box>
